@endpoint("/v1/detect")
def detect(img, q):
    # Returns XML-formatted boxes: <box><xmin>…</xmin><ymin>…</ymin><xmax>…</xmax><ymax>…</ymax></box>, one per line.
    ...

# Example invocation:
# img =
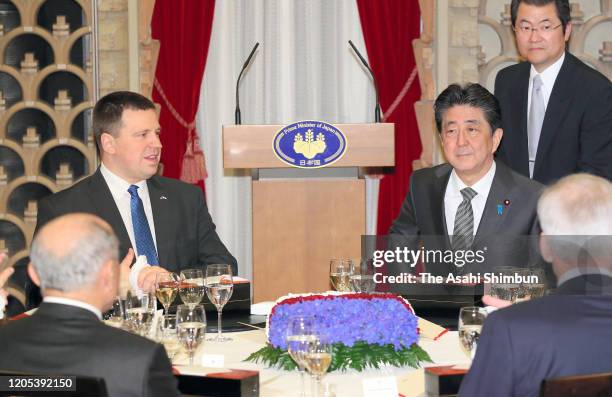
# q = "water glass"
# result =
<box><xmin>157</xmin><ymin>314</ymin><xmax>181</xmax><ymax>361</ymax></box>
<box><xmin>489</xmin><ymin>266</ymin><xmax>524</xmax><ymax>302</ymax></box>
<box><xmin>176</xmin><ymin>304</ymin><xmax>206</xmax><ymax>366</ymax></box>
<box><xmin>205</xmin><ymin>264</ymin><xmax>234</xmax><ymax>342</ymax></box>
<box><xmin>103</xmin><ymin>296</ymin><xmax>125</xmax><ymax>328</ymax></box>
<box><xmin>286</xmin><ymin>316</ymin><xmax>317</xmax><ymax>397</ymax></box>
<box><xmin>349</xmin><ymin>259</ymin><xmax>376</xmax><ymax>293</ymax></box>
<box><xmin>458</xmin><ymin>306</ymin><xmax>487</xmax><ymax>359</ymax></box>
<box><xmin>125</xmin><ymin>291</ymin><xmax>156</xmax><ymax>336</ymax></box>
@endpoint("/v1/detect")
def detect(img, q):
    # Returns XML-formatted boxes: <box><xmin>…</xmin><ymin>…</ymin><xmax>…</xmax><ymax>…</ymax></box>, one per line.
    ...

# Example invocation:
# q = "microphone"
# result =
<box><xmin>235</xmin><ymin>42</ymin><xmax>260</xmax><ymax>125</ymax></box>
<box><xmin>348</xmin><ymin>40</ymin><xmax>381</xmax><ymax>123</ymax></box>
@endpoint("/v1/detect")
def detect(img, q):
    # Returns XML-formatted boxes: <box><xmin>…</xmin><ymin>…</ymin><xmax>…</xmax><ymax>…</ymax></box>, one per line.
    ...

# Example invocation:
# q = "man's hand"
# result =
<box><xmin>137</xmin><ymin>266</ymin><xmax>168</xmax><ymax>293</ymax></box>
<box><xmin>482</xmin><ymin>294</ymin><xmax>512</xmax><ymax>309</ymax></box>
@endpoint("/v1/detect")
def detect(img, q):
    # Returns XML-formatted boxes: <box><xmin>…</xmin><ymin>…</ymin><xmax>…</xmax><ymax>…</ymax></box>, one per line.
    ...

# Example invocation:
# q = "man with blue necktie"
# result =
<box><xmin>32</xmin><ymin>91</ymin><xmax>236</xmax><ymax>304</ymax></box>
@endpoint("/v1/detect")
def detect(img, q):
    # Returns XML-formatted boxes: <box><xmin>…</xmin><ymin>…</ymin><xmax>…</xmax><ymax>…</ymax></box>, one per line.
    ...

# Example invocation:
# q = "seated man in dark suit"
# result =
<box><xmin>388</xmin><ymin>83</ymin><xmax>543</xmax><ymax>280</ymax></box>
<box><xmin>459</xmin><ymin>174</ymin><xmax>612</xmax><ymax>397</ymax></box>
<box><xmin>0</xmin><ymin>213</ymin><xmax>180</xmax><ymax>397</ymax></box>
<box><xmin>33</xmin><ymin>91</ymin><xmax>236</xmax><ymax>302</ymax></box>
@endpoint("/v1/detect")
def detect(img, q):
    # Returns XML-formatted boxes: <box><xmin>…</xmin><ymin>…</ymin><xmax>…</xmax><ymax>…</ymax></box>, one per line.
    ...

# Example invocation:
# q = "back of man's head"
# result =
<box><xmin>30</xmin><ymin>213</ymin><xmax>119</xmax><ymax>293</ymax></box>
<box><xmin>537</xmin><ymin>174</ymin><xmax>612</xmax><ymax>268</ymax></box>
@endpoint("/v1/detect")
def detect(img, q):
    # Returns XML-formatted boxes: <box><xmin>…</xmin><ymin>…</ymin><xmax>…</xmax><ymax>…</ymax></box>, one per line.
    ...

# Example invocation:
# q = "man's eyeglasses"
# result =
<box><xmin>513</xmin><ymin>23</ymin><xmax>562</xmax><ymax>35</ymax></box>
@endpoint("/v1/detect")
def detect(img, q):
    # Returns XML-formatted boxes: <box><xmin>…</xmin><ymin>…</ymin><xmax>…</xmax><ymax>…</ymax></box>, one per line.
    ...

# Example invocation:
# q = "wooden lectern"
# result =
<box><xmin>223</xmin><ymin>123</ymin><xmax>394</xmax><ymax>302</ymax></box>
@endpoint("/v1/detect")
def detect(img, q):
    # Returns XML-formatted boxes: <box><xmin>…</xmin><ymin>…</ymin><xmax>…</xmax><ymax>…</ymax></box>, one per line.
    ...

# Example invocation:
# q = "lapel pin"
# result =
<box><xmin>497</xmin><ymin>204</ymin><xmax>503</xmax><ymax>216</ymax></box>
<box><xmin>160</xmin><ymin>196</ymin><xmax>167</xmax><ymax>200</ymax></box>
<box><xmin>504</xmin><ymin>199</ymin><xmax>510</xmax><ymax>206</ymax></box>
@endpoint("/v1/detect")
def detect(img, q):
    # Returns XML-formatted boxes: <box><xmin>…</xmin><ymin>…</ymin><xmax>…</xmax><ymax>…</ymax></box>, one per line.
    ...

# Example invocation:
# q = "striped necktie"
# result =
<box><xmin>128</xmin><ymin>185</ymin><xmax>159</xmax><ymax>265</ymax></box>
<box><xmin>452</xmin><ymin>187</ymin><xmax>477</xmax><ymax>251</ymax></box>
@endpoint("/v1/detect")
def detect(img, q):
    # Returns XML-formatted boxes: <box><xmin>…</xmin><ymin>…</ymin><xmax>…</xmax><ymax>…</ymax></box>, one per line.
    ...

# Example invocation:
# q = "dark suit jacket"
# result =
<box><xmin>458</xmin><ymin>274</ymin><xmax>612</xmax><ymax>397</ymax></box>
<box><xmin>495</xmin><ymin>52</ymin><xmax>612</xmax><ymax>185</ymax></box>
<box><xmin>0</xmin><ymin>302</ymin><xmax>179</xmax><ymax>397</ymax></box>
<box><xmin>36</xmin><ymin>168</ymin><xmax>237</xmax><ymax>274</ymax></box>
<box><xmin>388</xmin><ymin>161</ymin><xmax>543</xmax><ymax>276</ymax></box>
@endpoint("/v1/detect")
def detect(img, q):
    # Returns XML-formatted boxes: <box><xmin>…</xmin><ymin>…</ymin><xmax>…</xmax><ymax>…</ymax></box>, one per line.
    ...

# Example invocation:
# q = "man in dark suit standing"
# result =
<box><xmin>35</xmin><ymin>91</ymin><xmax>236</xmax><ymax>295</ymax></box>
<box><xmin>459</xmin><ymin>174</ymin><xmax>612</xmax><ymax>397</ymax></box>
<box><xmin>0</xmin><ymin>213</ymin><xmax>180</xmax><ymax>397</ymax></box>
<box><xmin>389</xmin><ymin>83</ymin><xmax>542</xmax><ymax>277</ymax></box>
<box><xmin>495</xmin><ymin>0</ymin><xmax>612</xmax><ymax>185</ymax></box>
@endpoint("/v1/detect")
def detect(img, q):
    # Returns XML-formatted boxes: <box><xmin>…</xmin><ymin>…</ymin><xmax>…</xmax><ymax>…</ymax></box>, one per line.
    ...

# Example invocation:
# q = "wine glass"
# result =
<box><xmin>349</xmin><ymin>259</ymin><xmax>376</xmax><ymax>293</ymax></box>
<box><xmin>205</xmin><ymin>264</ymin><xmax>234</xmax><ymax>342</ymax></box>
<box><xmin>179</xmin><ymin>269</ymin><xmax>205</xmax><ymax>308</ymax></box>
<box><xmin>286</xmin><ymin>316</ymin><xmax>316</xmax><ymax>397</ymax></box>
<box><xmin>518</xmin><ymin>268</ymin><xmax>547</xmax><ymax>301</ymax></box>
<box><xmin>125</xmin><ymin>291</ymin><xmax>156</xmax><ymax>336</ymax></box>
<box><xmin>305</xmin><ymin>336</ymin><xmax>333</xmax><ymax>397</ymax></box>
<box><xmin>103</xmin><ymin>296</ymin><xmax>125</xmax><ymax>328</ymax></box>
<box><xmin>458</xmin><ymin>307</ymin><xmax>488</xmax><ymax>360</ymax></box>
<box><xmin>176</xmin><ymin>304</ymin><xmax>206</xmax><ymax>366</ymax></box>
<box><xmin>329</xmin><ymin>258</ymin><xmax>352</xmax><ymax>292</ymax></box>
<box><xmin>489</xmin><ymin>266</ymin><xmax>523</xmax><ymax>302</ymax></box>
<box><xmin>155</xmin><ymin>272</ymin><xmax>179</xmax><ymax>321</ymax></box>
<box><xmin>157</xmin><ymin>314</ymin><xmax>181</xmax><ymax>361</ymax></box>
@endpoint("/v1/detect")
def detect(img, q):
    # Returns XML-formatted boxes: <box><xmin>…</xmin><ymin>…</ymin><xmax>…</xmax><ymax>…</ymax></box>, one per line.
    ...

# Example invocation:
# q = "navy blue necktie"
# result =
<box><xmin>128</xmin><ymin>185</ymin><xmax>159</xmax><ymax>265</ymax></box>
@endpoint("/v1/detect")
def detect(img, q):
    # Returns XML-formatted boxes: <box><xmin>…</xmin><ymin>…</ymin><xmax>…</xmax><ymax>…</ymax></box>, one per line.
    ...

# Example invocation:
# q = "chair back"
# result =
<box><xmin>0</xmin><ymin>370</ymin><xmax>108</xmax><ymax>397</ymax></box>
<box><xmin>541</xmin><ymin>371</ymin><xmax>612</xmax><ymax>397</ymax></box>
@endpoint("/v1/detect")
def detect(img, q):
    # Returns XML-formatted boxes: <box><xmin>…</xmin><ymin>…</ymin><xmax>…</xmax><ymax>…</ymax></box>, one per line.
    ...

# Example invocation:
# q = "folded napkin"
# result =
<box><xmin>418</xmin><ymin>316</ymin><xmax>448</xmax><ymax>340</ymax></box>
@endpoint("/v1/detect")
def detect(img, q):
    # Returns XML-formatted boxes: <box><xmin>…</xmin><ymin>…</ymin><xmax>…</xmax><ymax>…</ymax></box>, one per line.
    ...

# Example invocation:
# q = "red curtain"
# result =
<box><xmin>356</xmin><ymin>1</ymin><xmax>422</xmax><ymax>235</ymax></box>
<box><xmin>151</xmin><ymin>1</ymin><xmax>216</xmax><ymax>190</ymax></box>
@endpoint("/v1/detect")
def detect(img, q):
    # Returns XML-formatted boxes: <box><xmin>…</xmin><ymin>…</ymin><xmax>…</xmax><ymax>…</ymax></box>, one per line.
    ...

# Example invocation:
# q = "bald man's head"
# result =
<box><xmin>31</xmin><ymin>213</ymin><xmax>119</xmax><ymax>292</ymax></box>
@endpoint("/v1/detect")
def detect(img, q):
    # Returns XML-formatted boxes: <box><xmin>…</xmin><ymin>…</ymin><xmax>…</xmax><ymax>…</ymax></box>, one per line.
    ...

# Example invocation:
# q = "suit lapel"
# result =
<box><xmin>534</xmin><ymin>53</ymin><xmax>574</xmax><ymax>177</ymax></box>
<box><xmin>147</xmin><ymin>176</ymin><xmax>173</xmax><ymax>266</ymax></box>
<box><xmin>432</xmin><ymin>165</ymin><xmax>452</xmax><ymax>247</ymax></box>
<box><xmin>507</xmin><ymin>63</ymin><xmax>531</xmax><ymax>175</ymax></box>
<box><xmin>473</xmin><ymin>162</ymin><xmax>512</xmax><ymax>246</ymax></box>
<box><xmin>88</xmin><ymin>169</ymin><xmax>132</xmax><ymax>251</ymax></box>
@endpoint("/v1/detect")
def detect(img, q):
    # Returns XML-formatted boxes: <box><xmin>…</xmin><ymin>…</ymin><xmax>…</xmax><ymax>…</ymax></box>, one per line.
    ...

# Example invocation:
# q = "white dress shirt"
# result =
<box><xmin>44</xmin><ymin>296</ymin><xmax>102</xmax><ymax>320</ymax></box>
<box><xmin>556</xmin><ymin>266</ymin><xmax>612</xmax><ymax>288</ymax></box>
<box><xmin>526</xmin><ymin>53</ymin><xmax>564</xmax><ymax>177</ymax></box>
<box><xmin>527</xmin><ymin>52</ymin><xmax>564</xmax><ymax>115</ymax></box>
<box><xmin>100</xmin><ymin>163</ymin><xmax>158</xmax><ymax>256</ymax></box>
<box><xmin>444</xmin><ymin>161</ymin><xmax>496</xmax><ymax>237</ymax></box>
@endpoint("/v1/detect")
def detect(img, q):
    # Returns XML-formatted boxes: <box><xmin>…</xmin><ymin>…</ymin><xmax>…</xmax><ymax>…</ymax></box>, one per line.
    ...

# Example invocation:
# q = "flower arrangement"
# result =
<box><xmin>246</xmin><ymin>292</ymin><xmax>431</xmax><ymax>371</ymax></box>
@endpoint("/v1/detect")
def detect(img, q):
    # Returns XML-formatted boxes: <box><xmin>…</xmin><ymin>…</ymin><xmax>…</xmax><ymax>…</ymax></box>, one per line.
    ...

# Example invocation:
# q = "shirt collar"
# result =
<box><xmin>100</xmin><ymin>163</ymin><xmax>147</xmax><ymax>197</ymax></box>
<box><xmin>448</xmin><ymin>161</ymin><xmax>496</xmax><ymax>198</ymax></box>
<box><xmin>43</xmin><ymin>297</ymin><xmax>103</xmax><ymax>320</ymax></box>
<box><xmin>557</xmin><ymin>266</ymin><xmax>612</xmax><ymax>288</ymax></box>
<box><xmin>530</xmin><ymin>51</ymin><xmax>565</xmax><ymax>90</ymax></box>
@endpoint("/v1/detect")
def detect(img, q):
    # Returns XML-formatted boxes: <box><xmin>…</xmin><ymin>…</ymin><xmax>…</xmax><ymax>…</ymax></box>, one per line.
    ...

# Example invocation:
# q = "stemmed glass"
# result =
<box><xmin>179</xmin><ymin>269</ymin><xmax>205</xmax><ymax>308</ymax></box>
<box><xmin>157</xmin><ymin>314</ymin><xmax>181</xmax><ymax>361</ymax></box>
<box><xmin>329</xmin><ymin>258</ymin><xmax>352</xmax><ymax>292</ymax></box>
<box><xmin>125</xmin><ymin>291</ymin><xmax>156</xmax><ymax>336</ymax></box>
<box><xmin>304</xmin><ymin>336</ymin><xmax>333</xmax><ymax>397</ymax></box>
<box><xmin>176</xmin><ymin>304</ymin><xmax>206</xmax><ymax>366</ymax></box>
<box><xmin>458</xmin><ymin>307</ymin><xmax>488</xmax><ymax>360</ymax></box>
<box><xmin>286</xmin><ymin>316</ymin><xmax>317</xmax><ymax>397</ymax></box>
<box><xmin>349</xmin><ymin>259</ymin><xmax>376</xmax><ymax>293</ymax></box>
<box><xmin>205</xmin><ymin>264</ymin><xmax>234</xmax><ymax>342</ymax></box>
<box><xmin>103</xmin><ymin>296</ymin><xmax>125</xmax><ymax>328</ymax></box>
<box><xmin>155</xmin><ymin>272</ymin><xmax>179</xmax><ymax>321</ymax></box>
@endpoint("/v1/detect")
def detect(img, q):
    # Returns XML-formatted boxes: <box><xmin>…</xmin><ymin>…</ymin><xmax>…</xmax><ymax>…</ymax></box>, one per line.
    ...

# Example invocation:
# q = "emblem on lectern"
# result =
<box><xmin>273</xmin><ymin>121</ymin><xmax>347</xmax><ymax>168</ymax></box>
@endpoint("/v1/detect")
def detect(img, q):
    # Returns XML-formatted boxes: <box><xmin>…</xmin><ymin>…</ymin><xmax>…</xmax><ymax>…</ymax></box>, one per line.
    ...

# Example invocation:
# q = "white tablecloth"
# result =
<box><xmin>173</xmin><ymin>330</ymin><xmax>470</xmax><ymax>397</ymax></box>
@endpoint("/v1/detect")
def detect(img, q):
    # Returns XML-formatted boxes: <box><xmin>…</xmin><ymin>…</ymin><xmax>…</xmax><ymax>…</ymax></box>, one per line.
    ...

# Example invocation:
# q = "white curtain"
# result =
<box><xmin>197</xmin><ymin>0</ymin><xmax>378</xmax><ymax>280</ymax></box>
